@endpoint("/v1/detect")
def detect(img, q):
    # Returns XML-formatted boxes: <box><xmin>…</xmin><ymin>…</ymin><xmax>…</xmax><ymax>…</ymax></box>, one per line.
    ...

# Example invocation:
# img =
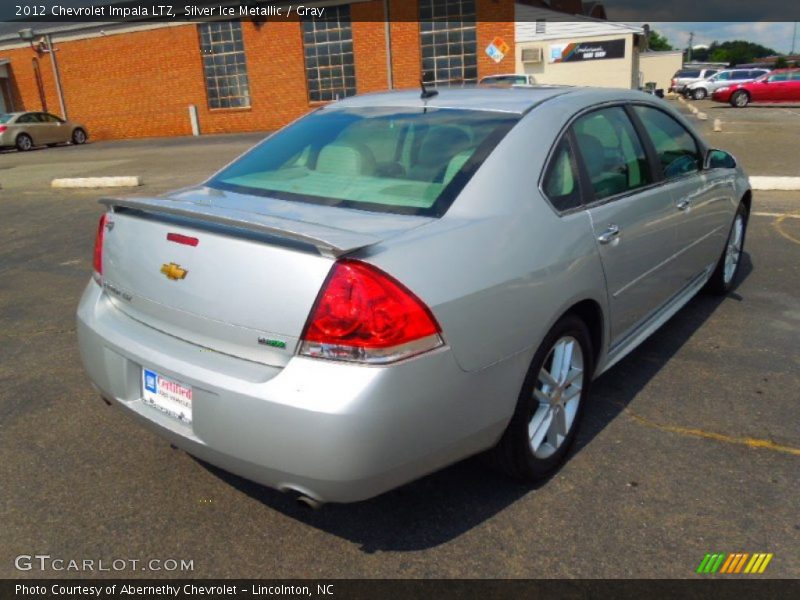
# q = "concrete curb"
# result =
<box><xmin>52</xmin><ymin>176</ymin><xmax>142</xmax><ymax>188</ymax></box>
<box><xmin>749</xmin><ymin>176</ymin><xmax>800</xmax><ymax>191</ymax></box>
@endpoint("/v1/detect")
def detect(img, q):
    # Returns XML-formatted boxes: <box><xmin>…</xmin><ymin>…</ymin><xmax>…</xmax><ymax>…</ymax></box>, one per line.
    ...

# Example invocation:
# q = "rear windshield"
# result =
<box><xmin>482</xmin><ymin>75</ymin><xmax>527</xmax><ymax>85</ymax></box>
<box><xmin>208</xmin><ymin>107</ymin><xmax>519</xmax><ymax>217</ymax></box>
<box><xmin>0</xmin><ymin>114</ymin><xmax>12</xmax><ymax>124</ymax></box>
<box><xmin>676</xmin><ymin>70</ymin><xmax>701</xmax><ymax>78</ymax></box>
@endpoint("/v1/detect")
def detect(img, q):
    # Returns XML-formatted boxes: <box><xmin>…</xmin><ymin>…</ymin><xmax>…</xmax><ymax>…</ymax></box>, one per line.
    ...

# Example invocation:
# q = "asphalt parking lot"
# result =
<box><xmin>1</xmin><ymin>118</ymin><xmax>798</xmax><ymax>579</ymax></box>
<box><xmin>678</xmin><ymin>97</ymin><xmax>800</xmax><ymax>176</ymax></box>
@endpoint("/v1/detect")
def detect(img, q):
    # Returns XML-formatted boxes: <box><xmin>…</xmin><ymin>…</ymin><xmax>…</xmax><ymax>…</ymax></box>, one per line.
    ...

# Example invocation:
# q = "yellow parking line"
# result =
<box><xmin>622</xmin><ymin>409</ymin><xmax>800</xmax><ymax>457</ymax></box>
<box><xmin>772</xmin><ymin>209</ymin><xmax>800</xmax><ymax>245</ymax></box>
<box><xmin>752</xmin><ymin>211</ymin><xmax>800</xmax><ymax>219</ymax></box>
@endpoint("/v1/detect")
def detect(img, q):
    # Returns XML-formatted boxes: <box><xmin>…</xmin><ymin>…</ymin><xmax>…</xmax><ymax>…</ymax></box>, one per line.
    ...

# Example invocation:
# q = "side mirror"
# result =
<box><xmin>705</xmin><ymin>149</ymin><xmax>737</xmax><ymax>170</ymax></box>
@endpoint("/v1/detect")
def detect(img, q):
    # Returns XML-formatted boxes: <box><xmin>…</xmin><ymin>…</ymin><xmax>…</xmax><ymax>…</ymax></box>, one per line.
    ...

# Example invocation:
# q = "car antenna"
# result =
<box><xmin>420</xmin><ymin>79</ymin><xmax>439</xmax><ymax>100</ymax></box>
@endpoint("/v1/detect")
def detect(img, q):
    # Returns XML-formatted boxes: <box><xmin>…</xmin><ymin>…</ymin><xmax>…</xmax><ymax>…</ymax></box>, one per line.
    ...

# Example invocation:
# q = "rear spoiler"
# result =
<box><xmin>99</xmin><ymin>197</ymin><xmax>381</xmax><ymax>257</ymax></box>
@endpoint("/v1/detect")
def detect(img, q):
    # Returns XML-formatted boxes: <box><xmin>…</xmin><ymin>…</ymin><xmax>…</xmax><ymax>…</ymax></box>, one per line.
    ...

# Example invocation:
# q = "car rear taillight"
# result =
<box><xmin>299</xmin><ymin>259</ymin><xmax>443</xmax><ymax>364</ymax></box>
<box><xmin>0</xmin><ymin>125</ymin><xmax>6</xmax><ymax>133</ymax></box>
<box><xmin>93</xmin><ymin>213</ymin><xmax>108</xmax><ymax>282</ymax></box>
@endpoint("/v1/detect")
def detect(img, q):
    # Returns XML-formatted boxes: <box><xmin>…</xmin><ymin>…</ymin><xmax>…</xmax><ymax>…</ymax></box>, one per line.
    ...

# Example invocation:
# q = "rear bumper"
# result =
<box><xmin>76</xmin><ymin>282</ymin><xmax>523</xmax><ymax>502</ymax></box>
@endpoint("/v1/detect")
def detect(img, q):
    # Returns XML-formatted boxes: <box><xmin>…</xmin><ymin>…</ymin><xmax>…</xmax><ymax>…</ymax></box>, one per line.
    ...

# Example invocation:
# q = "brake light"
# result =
<box><xmin>93</xmin><ymin>213</ymin><xmax>108</xmax><ymax>282</ymax></box>
<box><xmin>299</xmin><ymin>259</ymin><xmax>443</xmax><ymax>364</ymax></box>
<box><xmin>0</xmin><ymin>125</ymin><xmax>6</xmax><ymax>133</ymax></box>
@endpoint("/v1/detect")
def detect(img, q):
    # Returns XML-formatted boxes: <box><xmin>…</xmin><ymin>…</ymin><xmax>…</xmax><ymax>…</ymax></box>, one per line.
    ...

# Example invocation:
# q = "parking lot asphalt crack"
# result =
<box><xmin>618</xmin><ymin>404</ymin><xmax>800</xmax><ymax>457</ymax></box>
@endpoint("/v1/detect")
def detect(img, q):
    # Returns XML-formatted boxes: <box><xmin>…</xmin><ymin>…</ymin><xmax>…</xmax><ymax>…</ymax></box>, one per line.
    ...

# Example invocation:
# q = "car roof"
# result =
<box><xmin>327</xmin><ymin>86</ymin><xmax>646</xmax><ymax>116</ymax></box>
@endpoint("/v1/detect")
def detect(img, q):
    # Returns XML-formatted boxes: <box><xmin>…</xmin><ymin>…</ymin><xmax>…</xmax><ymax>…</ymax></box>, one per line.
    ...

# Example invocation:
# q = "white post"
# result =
<box><xmin>188</xmin><ymin>105</ymin><xmax>200</xmax><ymax>136</ymax></box>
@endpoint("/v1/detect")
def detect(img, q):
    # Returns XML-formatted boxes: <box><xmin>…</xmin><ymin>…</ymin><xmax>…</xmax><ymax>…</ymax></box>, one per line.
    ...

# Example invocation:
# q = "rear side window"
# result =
<box><xmin>676</xmin><ymin>70</ymin><xmax>701</xmax><ymax>78</ymax></box>
<box><xmin>633</xmin><ymin>106</ymin><xmax>701</xmax><ymax>180</ymax></box>
<box><xmin>209</xmin><ymin>107</ymin><xmax>519</xmax><ymax>217</ymax></box>
<box><xmin>704</xmin><ymin>70</ymin><xmax>718</xmax><ymax>77</ymax></box>
<box><xmin>542</xmin><ymin>137</ymin><xmax>582</xmax><ymax>212</ymax></box>
<box><xmin>731</xmin><ymin>71</ymin><xmax>750</xmax><ymax>80</ymax></box>
<box><xmin>571</xmin><ymin>107</ymin><xmax>651</xmax><ymax>201</ymax></box>
<box><xmin>0</xmin><ymin>114</ymin><xmax>12</xmax><ymax>124</ymax></box>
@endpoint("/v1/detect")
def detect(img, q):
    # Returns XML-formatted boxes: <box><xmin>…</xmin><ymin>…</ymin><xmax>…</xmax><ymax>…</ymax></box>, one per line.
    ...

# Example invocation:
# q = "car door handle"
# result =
<box><xmin>597</xmin><ymin>224</ymin><xmax>620</xmax><ymax>244</ymax></box>
<box><xmin>676</xmin><ymin>199</ymin><xmax>691</xmax><ymax>211</ymax></box>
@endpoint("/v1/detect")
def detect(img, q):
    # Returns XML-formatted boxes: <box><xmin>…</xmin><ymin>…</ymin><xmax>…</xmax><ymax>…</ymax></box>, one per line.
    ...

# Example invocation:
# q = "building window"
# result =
<box><xmin>419</xmin><ymin>0</ymin><xmax>478</xmax><ymax>86</ymax></box>
<box><xmin>199</xmin><ymin>21</ymin><xmax>251</xmax><ymax>109</ymax></box>
<box><xmin>302</xmin><ymin>5</ymin><xmax>356</xmax><ymax>102</ymax></box>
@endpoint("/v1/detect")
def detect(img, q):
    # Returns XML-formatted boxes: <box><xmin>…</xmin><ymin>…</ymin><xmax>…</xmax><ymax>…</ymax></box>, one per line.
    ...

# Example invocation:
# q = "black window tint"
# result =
<box><xmin>678</xmin><ymin>70</ymin><xmax>701</xmax><ymax>78</ymax></box>
<box><xmin>705</xmin><ymin>70</ymin><xmax>718</xmax><ymax>77</ymax></box>
<box><xmin>732</xmin><ymin>71</ymin><xmax>750</xmax><ymax>80</ymax></box>
<box><xmin>572</xmin><ymin>107</ymin><xmax>651</xmax><ymax>201</ymax></box>
<box><xmin>542</xmin><ymin>136</ymin><xmax>582</xmax><ymax>211</ymax></box>
<box><xmin>634</xmin><ymin>106</ymin><xmax>701</xmax><ymax>180</ymax></box>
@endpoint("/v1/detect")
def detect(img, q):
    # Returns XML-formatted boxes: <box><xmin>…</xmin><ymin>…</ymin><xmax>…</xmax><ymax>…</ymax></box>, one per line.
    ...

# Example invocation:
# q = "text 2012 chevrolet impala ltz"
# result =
<box><xmin>77</xmin><ymin>87</ymin><xmax>751</xmax><ymax>504</ymax></box>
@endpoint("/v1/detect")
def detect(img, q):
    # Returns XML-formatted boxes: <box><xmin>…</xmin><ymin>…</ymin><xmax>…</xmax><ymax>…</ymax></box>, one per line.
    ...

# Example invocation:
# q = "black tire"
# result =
<box><xmin>71</xmin><ymin>128</ymin><xmax>88</xmax><ymax>145</ymax></box>
<box><xmin>693</xmin><ymin>88</ymin><xmax>707</xmax><ymax>101</ymax></box>
<box><xmin>487</xmin><ymin>314</ymin><xmax>594</xmax><ymax>480</ymax></box>
<box><xmin>16</xmin><ymin>133</ymin><xmax>33</xmax><ymax>152</ymax></box>
<box><xmin>731</xmin><ymin>90</ymin><xmax>750</xmax><ymax>108</ymax></box>
<box><xmin>706</xmin><ymin>202</ymin><xmax>748</xmax><ymax>295</ymax></box>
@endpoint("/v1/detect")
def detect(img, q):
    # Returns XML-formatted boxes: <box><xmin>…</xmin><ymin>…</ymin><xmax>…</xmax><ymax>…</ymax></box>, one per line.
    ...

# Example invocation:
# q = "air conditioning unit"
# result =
<box><xmin>521</xmin><ymin>47</ymin><xmax>543</xmax><ymax>63</ymax></box>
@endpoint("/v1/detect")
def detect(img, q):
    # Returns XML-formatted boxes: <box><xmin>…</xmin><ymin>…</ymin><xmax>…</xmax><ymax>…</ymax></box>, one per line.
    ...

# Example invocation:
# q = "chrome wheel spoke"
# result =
<box><xmin>529</xmin><ymin>405</ymin><xmax>552</xmax><ymax>452</ymax></box>
<box><xmin>539</xmin><ymin>367</ymin><xmax>559</xmax><ymax>389</ymax></box>
<box><xmin>533</xmin><ymin>386</ymin><xmax>550</xmax><ymax>403</ymax></box>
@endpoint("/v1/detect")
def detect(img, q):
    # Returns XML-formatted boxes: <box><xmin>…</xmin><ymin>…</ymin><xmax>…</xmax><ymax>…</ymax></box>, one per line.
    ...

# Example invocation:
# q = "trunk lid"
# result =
<box><xmin>99</xmin><ymin>187</ymin><xmax>432</xmax><ymax>367</ymax></box>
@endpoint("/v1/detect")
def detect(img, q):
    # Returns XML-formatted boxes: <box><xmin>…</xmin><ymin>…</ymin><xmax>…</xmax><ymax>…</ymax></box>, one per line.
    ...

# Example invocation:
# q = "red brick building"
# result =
<box><xmin>0</xmin><ymin>0</ymin><xmax>517</xmax><ymax>140</ymax></box>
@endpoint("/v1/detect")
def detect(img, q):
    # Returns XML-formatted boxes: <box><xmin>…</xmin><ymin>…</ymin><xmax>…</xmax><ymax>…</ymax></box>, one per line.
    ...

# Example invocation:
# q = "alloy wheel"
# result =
<box><xmin>529</xmin><ymin>336</ymin><xmax>584</xmax><ymax>459</ymax></box>
<box><xmin>724</xmin><ymin>215</ymin><xmax>744</xmax><ymax>284</ymax></box>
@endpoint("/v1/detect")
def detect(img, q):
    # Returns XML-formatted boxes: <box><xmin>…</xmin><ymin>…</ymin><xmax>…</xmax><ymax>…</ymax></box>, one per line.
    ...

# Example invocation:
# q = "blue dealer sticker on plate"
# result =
<box><xmin>144</xmin><ymin>369</ymin><xmax>157</xmax><ymax>393</ymax></box>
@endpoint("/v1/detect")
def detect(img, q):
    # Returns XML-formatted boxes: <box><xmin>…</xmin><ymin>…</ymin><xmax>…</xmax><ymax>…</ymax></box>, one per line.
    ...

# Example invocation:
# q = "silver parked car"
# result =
<box><xmin>685</xmin><ymin>68</ymin><xmax>771</xmax><ymax>100</ymax></box>
<box><xmin>669</xmin><ymin>67</ymin><xmax>720</xmax><ymax>94</ymax></box>
<box><xmin>77</xmin><ymin>87</ymin><xmax>751</xmax><ymax>504</ymax></box>
<box><xmin>0</xmin><ymin>111</ymin><xmax>88</xmax><ymax>151</ymax></box>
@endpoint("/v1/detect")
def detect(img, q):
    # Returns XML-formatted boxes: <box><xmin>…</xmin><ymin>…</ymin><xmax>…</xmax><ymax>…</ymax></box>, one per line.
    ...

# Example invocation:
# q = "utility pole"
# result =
<box><xmin>688</xmin><ymin>31</ymin><xmax>694</xmax><ymax>63</ymax></box>
<box><xmin>792</xmin><ymin>22</ymin><xmax>797</xmax><ymax>55</ymax></box>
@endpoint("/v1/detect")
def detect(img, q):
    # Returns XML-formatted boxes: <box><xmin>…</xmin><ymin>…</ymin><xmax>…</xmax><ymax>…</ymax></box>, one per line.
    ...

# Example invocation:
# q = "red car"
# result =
<box><xmin>712</xmin><ymin>68</ymin><xmax>800</xmax><ymax>107</ymax></box>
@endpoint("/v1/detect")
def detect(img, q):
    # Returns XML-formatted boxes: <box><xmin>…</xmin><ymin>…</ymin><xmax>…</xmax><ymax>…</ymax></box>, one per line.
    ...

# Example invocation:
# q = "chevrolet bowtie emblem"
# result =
<box><xmin>160</xmin><ymin>262</ymin><xmax>188</xmax><ymax>280</ymax></box>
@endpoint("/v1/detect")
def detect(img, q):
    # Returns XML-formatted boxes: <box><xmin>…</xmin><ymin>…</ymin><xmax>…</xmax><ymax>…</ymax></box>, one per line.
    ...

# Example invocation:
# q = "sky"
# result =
<box><xmin>633</xmin><ymin>22</ymin><xmax>799</xmax><ymax>54</ymax></box>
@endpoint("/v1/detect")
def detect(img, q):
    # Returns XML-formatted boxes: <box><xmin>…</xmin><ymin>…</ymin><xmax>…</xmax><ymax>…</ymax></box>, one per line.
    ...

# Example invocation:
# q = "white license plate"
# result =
<box><xmin>142</xmin><ymin>369</ymin><xmax>192</xmax><ymax>423</ymax></box>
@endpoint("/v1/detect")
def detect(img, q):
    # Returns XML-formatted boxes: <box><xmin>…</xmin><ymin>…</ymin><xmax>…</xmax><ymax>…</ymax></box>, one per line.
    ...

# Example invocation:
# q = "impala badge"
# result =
<box><xmin>161</xmin><ymin>262</ymin><xmax>188</xmax><ymax>280</ymax></box>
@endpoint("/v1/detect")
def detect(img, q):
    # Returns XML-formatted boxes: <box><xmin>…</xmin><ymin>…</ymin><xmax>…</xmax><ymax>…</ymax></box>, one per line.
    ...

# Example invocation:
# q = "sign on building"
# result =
<box><xmin>549</xmin><ymin>39</ymin><xmax>626</xmax><ymax>63</ymax></box>
<box><xmin>485</xmin><ymin>37</ymin><xmax>510</xmax><ymax>63</ymax></box>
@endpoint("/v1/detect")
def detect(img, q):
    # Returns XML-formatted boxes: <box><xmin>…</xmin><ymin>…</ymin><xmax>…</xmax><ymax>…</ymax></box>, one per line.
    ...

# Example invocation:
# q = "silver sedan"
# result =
<box><xmin>0</xmin><ymin>111</ymin><xmax>88</xmax><ymax>151</ymax></box>
<box><xmin>77</xmin><ymin>87</ymin><xmax>750</xmax><ymax>504</ymax></box>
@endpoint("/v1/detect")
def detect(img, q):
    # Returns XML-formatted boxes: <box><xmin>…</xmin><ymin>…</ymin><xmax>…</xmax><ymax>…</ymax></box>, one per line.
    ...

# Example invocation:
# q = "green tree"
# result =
<box><xmin>647</xmin><ymin>30</ymin><xmax>673</xmax><ymax>51</ymax></box>
<box><xmin>774</xmin><ymin>56</ymin><xmax>789</xmax><ymax>68</ymax></box>
<box><xmin>706</xmin><ymin>40</ymin><xmax>777</xmax><ymax>65</ymax></box>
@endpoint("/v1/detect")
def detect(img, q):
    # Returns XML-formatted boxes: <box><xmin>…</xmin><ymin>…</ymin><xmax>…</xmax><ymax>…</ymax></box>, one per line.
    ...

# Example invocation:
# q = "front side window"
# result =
<box><xmin>542</xmin><ymin>137</ymin><xmax>582</xmax><ymax>211</ymax></box>
<box><xmin>198</xmin><ymin>21</ymin><xmax>250</xmax><ymax>109</ymax></box>
<box><xmin>209</xmin><ymin>107</ymin><xmax>518</xmax><ymax>216</ymax></box>
<box><xmin>419</xmin><ymin>0</ymin><xmax>478</xmax><ymax>86</ymax></box>
<box><xmin>571</xmin><ymin>107</ymin><xmax>651</xmax><ymax>200</ymax></box>
<box><xmin>633</xmin><ymin>105</ymin><xmax>701</xmax><ymax>180</ymax></box>
<box><xmin>302</xmin><ymin>5</ymin><xmax>356</xmax><ymax>102</ymax></box>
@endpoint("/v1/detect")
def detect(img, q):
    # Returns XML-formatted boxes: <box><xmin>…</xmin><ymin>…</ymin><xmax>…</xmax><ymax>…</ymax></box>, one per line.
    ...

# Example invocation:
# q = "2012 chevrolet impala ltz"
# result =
<box><xmin>77</xmin><ymin>87</ymin><xmax>751</xmax><ymax>504</ymax></box>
